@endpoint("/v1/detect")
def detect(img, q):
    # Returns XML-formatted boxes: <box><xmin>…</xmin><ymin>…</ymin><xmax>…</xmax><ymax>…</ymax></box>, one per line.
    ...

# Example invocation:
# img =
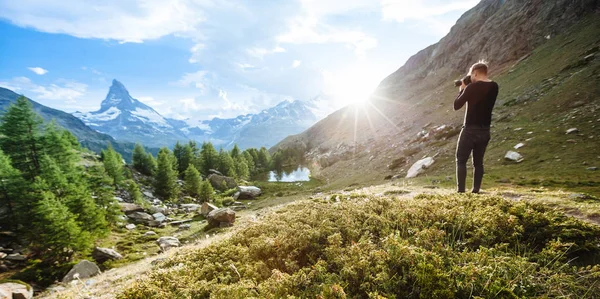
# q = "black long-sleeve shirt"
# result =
<box><xmin>454</xmin><ymin>81</ymin><xmax>499</xmax><ymax>127</ymax></box>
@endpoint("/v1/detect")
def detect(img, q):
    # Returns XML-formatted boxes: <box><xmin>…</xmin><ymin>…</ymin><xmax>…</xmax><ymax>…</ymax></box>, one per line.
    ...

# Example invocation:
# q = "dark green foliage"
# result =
<box><xmin>154</xmin><ymin>147</ymin><xmax>179</xmax><ymax>200</ymax></box>
<box><xmin>43</xmin><ymin>121</ymin><xmax>79</xmax><ymax>172</ymax></box>
<box><xmin>0</xmin><ymin>149</ymin><xmax>26</xmax><ymax>230</ymax></box>
<box><xmin>199</xmin><ymin>142</ymin><xmax>219</xmax><ymax>175</ymax></box>
<box><xmin>230</xmin><ymin>144</ymin><xmax>241</xmax><ymax>160</ymax></box>
<box><xmin>0</xmin><ymin>96</ymin><xmax>44</xmax><ymax>180</ymax></box>
<box><xmin>217</xmin><ymin>149</ymin><xmax>236</xmax><ymax>177</ymax></box>
<box><xmin>174</xmin><ymin>142</ymin><xmax>195</xmax><ymax>178</ymax></box>
<box><xmin>132</xmin><ymin>143</ymin><xmax>157</xmax><ymax>176</ymax></box>
<box><xmin>242</xmin><ymin>151</ymin><xmax>255</xmax><ymax>173</ymax></box>
<box><xmin>184</xmin><ymin>164</ymin><xmax>202</xmax><ymax>198</ymax></box>
<box><xmin>234</xmin><ymin>156</ymin><xmax>250</xmax><ymax>180</ymax></box>
<box><xmin>102</xmin><ymin>144</ymin><xmax>125</xmax><ymax>186</ymax></box>
<box><xmin>199</xmin><ymin>180</ymin><xmax>214</xmax><ymax>203</ymax></box>
<box><xmin>257</xmin><ymin>147</ymin><xmax>271</xmax><ymax>170</ymax></box>
<box><xmin>120</xmin><ymin>194</ymin><xmax>600</xmax><ymax>298</ymax></box>
<box><xmin>85</xmin><ymin>164</ymin><xmax>122</xmax><ymax>224</ymax></box>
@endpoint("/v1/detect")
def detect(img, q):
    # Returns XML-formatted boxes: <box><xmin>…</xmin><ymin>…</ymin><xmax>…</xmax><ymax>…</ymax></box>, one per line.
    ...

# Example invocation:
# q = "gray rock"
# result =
<box><xmin>143</xmin><ymin>231</ymin><xmax>157</xmax><ymax>236</ymax></box>
<box><xmin>201</xmin><ymin>202</ymin><xmax>218</xmax><ymax>216</ymax></box>
<box><xmin>406</xmin><ymin>157</ymin><xmax>435</xmax><ymax>178</ymax></box>
<box><xmin>207</xmin><ymin>208</ymin><xmax>236</xmax><ymax>227</ymax></box>
<box><xmin>180</xmin><ymin>204</ymin><xmax>202</xmax><ymax>212</ymax></box>
<box><xmin>142</xmin><ymin>191</ymin><xmax>156</xmax><ymax>199</ymax></box>
<box><xmin>0</xmin><ymin>281</ymin><xmax>33</xmax><ymax>299</ymax></box>
<box><xmin>514</xmin><ymin>143</ymin><xmax>525</xmax><ymax>149</ymax></box>
<box><xmin>208</xmin><ymin>174</ymin><xmax>237</xmax><ymax>191</ymax></box>
<box><xmin>152</xmin><ymin>213</ymin><xmax>166</xmax><ymax>223</ymax></box>
<box><xmin>5</xmin><ymin>253</ymin><xmax>26</xmax><ymax>262</ymax></box>
<box><xmin>62</xmin><ymin>260</ymin><xmax>101</xmax><ymax>283</ymax></box>
<box><xmin>156</xmin><ymin>237</ymin><xmax>180</xmax><ymax>251</ymax></box>
<box><xmin>178</xmin><ymin>224</ymin><xmax>191</xmax><ymax>231</ymax></box>
<box><xmin>119</xmin><ymin>203</ymin><xmax>144</xmax><ymax>214</ymax></box>
<box><xmin>232</xmin><ymin>186</ymin><xmax>262</xmax><ymax>200</ymax></box>
<box><xmin>127</xmin><ymin>211</ymin><xmax>153</xmax><ymax>222</ymax></box>
<box><xmin>92</xmin><ymin>247</ymin><xmax>123</xmax><ymax>264</ymax></box>
<box><xmin>0</xmin><ymin>252</ymin><xmax>6</xmax><ymax>259</ymax></box>
<box><xmin>169</xmin><ymin>219</ymin><xmax>193</xmax><ymax>226</ymax></box>
<box><xmin>209</xmin><ymin>169</ymin><xmax>223</xmax><ymax>176</ymax></box>
<box><xmin>587</xmin><ymin>167</ymin><xmax>598</xmax><ymax>171</ymax></box>
<box><xmin>125</xmin><ymin>224</ymin><xmax>136</xmax><ymax>230</ymax></box>
<box><xmin>113</xmin><ymin>196</ymin><xmax>124</xmax><ymax>202</ymax></box>
<box><xmin>566</xmin><ymin>128</ymin><xmax>579</xmax><ymax>134</ymax></box>
<box><xmin>504</xmin><ymin>151</ymin><xmax>524</xmax><ymax>162</ymax></box>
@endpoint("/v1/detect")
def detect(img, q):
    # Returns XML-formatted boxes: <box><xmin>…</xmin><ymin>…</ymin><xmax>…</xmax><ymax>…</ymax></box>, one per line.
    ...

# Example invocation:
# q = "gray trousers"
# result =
<box><xmin>456</xmin><ymin>127</ymin><xmax>491</xmax><ymax>193</ymax></box>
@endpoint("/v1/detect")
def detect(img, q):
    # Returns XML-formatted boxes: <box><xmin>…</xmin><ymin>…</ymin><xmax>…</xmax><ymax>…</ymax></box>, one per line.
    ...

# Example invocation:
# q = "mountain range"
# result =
<box><xmin>74</xmin><ymin>79</ymin><xmax>318</xmax><ymax>149</ymax></box>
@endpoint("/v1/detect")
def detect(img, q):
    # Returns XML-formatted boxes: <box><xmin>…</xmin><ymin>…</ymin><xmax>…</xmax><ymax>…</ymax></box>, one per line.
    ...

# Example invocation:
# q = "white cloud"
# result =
<box><xmin>28</xmin><ymin>67</ymin><xmax>48</xmax><ymax>75</ymax></box>
<box><xmin>247</xmin><ymin>46</ymin><xmax>286</xmax><ymax>59</ymax></box>
<box><xmin>172</xmin><ymin>70</ymin><xmax>210</xmax><ymax>90</ymax></box>
<box><xmin>188</xmin><ymin>43</ymin><xmax>207</xmax><ymax>63</ymax></box>
<box><xmin>137</xmin><ymin>96</ymin><xmax>165</xmax><ymax>107</ymax></box>
<box><xmin>292</xmin><ymin>60</ymin><xmax>302</xmax><ymax>68</ymax></box>
<box><xmin>179</xmin><ymin>98</ymin><xmax>201</xmax><ymax>111</ymax></box>
<box><xmin>0</xmin><ymin>0</ymin><xmax>211</xmax><ymax>43</ymax></box>
<box><xmin>0</xmin><ymin>76</ymin><xmax>88</xmax><ymax>104</ymax></box>
<box><xmin>380</xmin><ymin>0</ymin><xmax>479</xmax><ymax>22</ymax></box>
<box><xmin>219</xmin><ymin>89</ymin><xmax>243</xmax><ymax>111</ymax></box>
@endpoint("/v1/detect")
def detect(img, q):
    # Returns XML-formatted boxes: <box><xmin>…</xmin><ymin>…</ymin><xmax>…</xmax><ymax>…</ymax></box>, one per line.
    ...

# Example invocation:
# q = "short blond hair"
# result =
<box><xmin>469</xmin><ymin>60</ymin><xmax>488</xmax><ymax>75</ymax></box>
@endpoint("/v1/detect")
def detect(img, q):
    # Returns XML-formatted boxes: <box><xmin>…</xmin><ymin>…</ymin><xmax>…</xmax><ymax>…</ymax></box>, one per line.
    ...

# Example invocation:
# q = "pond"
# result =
<box><xmin>268</xmin><ymin>166</ymin><xmax>311</xmax><ymax>182</ymax></box>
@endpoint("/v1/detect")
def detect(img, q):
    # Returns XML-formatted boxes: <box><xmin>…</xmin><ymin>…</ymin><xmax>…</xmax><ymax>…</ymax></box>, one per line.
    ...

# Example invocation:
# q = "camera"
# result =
<box><xmin>454</xmin><ymin>75</ymin><xmax>472</xmax><ymax>87</ymax></box>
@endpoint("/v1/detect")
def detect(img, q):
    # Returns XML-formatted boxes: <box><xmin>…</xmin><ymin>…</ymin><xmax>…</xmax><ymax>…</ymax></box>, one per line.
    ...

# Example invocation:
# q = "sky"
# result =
<box><xmin>0</xmin><ymin>0</ymin><xmax>479</xmax><ymax>122</ymax></box>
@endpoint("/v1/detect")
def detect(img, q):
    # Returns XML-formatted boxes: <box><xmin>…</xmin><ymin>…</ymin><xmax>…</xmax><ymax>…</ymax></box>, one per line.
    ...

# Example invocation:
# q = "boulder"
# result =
<box><xmin>127</xmin><ymin>212</ymin><xmax>153</xmax><ymax>222</ymax></box>
<box><xmin>233</xmin><ymin>186</ymin><xmax>262</xmax><ymax>200</ymax></box>
<box><xmin>5</xmin><ymin>254</ymin><xmax>26</xmax><ymax>262</ymax></box>
<box><xmin>152</xmin><ymin>213</ymin><xmax>166</xmax><ymax>223</ymax></box>
<box><xmin>144</xmin><ymin>231</ymin><xmax>157</xmax><ymax>236</ymax></box>
<box><xmin>406</xmin><ymin>157</ymin><xmax>435</xmax><ymax>178</ymax></box>
<box><xmin>0</xmin><ymin>252</ymin><xmax>6</xmax><ymax>259</ymax></box>
<box><xmin>0</xmin><ymin>281</ymin><xmax>33</xmax><ymax>299</ymax></box>
<box><xmin>180</xmin><ymin>204</ymin><xmax>202</xmax><ymax>212</ymax></box>
<box><xmin>566</xmin><ymin>128</ymin><xmax>579</xmax><ymax>134</ymax></box>
<box><xmin>208</xmin><ymin>174</ymin><xmax>237</xmax><ymax>191</ymax></box>
<box><xmin>504</xmin><ymin>151</ymin><xmax>524</xmax><ymax>162</ymax></box>
<box><xmin>119</xmin><ymin>203</ymin><xmax>144</xmax><ymax>214</ymax></box>
<box><xmin>125</xmin><ymin>224</ymin><xmax>136</xmax><ymax>230</ymax></box>
<box><xmin>178</xmin><ymin>224</ymin><xmax>191</xmax><ymax>231</ymax></box>
<box><xmin>142</xmin><ymin>191</ymin><xmax>155</xmax><ymax>198</ymax></box>
<box><xmin>209</xmin><ymin>169</ymin><xmax>223</xmax><ymax>176</ymax></box>
<box><xmin>201</xmin><ymin>202</ymin><xmax>218</xmax><ymax>216</ymax></box>
<box><xmin>62</xmin><ymin>260</ymin><xmax>101</xmax><ymax>283</ymax></box>
<box><xmin>207</xmin><ymin>208</ymin><xmax>236</xmax><ymax>227</ymax></box>
<box><xmin>156</xmin><ymin>237</ymin><xmax>180</xmax><ymax>251</ymax></box>
<box><xmin>92</xmin><ymin>247</ymin><xmax>123</xmax><ymax>264</ymax></box>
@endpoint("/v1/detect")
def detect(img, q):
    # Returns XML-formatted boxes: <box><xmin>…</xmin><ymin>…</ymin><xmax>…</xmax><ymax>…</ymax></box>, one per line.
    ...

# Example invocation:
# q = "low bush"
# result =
<box><xmin>119</xmin><ymin>193</ymin><xmax>600</xmax><ymax>298</ymax></box>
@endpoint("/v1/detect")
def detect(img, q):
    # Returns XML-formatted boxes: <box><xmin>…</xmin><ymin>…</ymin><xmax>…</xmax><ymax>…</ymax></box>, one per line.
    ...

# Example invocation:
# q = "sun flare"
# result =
<box><xmin>324</xmin><ymin>69</ymin><xmax>380</xmax><ymax>107</ymax></box>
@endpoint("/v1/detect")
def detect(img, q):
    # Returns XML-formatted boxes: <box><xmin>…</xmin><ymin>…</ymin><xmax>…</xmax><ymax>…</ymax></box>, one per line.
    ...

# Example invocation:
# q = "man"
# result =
<box><xmin>453</xmin><ymin>61</ymin><xmax>499</xmax><ymax>193</ymax></box>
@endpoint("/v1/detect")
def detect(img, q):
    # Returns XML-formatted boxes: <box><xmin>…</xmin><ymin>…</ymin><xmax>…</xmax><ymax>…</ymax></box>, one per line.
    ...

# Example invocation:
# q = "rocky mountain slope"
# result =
<box><xmin>75</xmin><ymin>80</ymin><xmax>318</xmax><ymax>149</ymax></box>
<box><xmin>273</xmin><ymin>0</ymin><xmax>600</xmax><ymax>191</ymax></box>
<box><xmin>0</xmin><ymin>87</ymin><xmax>137</xmax><ymax>158</ymax></box>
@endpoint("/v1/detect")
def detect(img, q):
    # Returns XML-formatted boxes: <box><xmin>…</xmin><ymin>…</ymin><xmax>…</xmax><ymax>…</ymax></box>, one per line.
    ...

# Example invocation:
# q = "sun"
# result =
<box><xmin>323</xmin><ymin>69</ymin><xmax>379</xmax><ymax>107</ymax></box>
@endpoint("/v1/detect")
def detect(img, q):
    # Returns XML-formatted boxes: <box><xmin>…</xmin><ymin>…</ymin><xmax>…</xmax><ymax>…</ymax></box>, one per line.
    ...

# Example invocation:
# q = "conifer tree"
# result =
<box><xmin>199</xmin><ymin>142</ymin><xmax>219</xmax><ymax>175</ymax></box>
<box><xmin>125</xmin><ymin>179</ymin><xmax>144</xmax><ymax>206</ymax></box>
<box><xmin>43</xmin><ymin>121</ymin><xmax>78</xmax><ymax>172</ymax></box>
<box><xmin>184</xmin><ymin>164</ymin><xmax>202</xmax><ymax>198</ymax></box>
<box><xmin>258</xmin><ymin>147</ymin><xmax>271</xmax><ymax>170</ymax></box>
<box><xmin>0</xmin><ymin>96</ymin><xmax>44</xmax><ymax>180</ymax></box>
<box><xmin>218</xmin><ymin>149</ymin><xmax>236</xmax><ymax>177</ymax></box>
<box><xmin>85</xmin><ymin>164</ymin><xmax>122</xmax><ymax>224</ymax></box>
<box><xmin>235</xmin><ymin>156</ymin><xmax>250</xmax><ymax>180</ymax></box>
<box><xmin>0</xmin><ymin>150</ymin><xmax>26</xmax><ymax>230</ymax></box>
<box><xmin>154</xmin><ymin>147</ymin><xmax>179</xmax><ymax>200</ymax></box>
<box><xmin>174</xmin><ymin>142</ymin><xmax>194</xmax><ymax>178</ymax></box>
<box><xmin>132</xmin><ymin>143</ymin><xmax>149</xmax><ymax>174</ymax></box>
<box><xmin>243</xmin><ymin>151</ymin><xmax>256</xmax><ymax>174</ymax></box>
<box><xmin>199</xmin><ymin>180</ymin><xmax>214</xmax><ymax>203</ymax></box>
<box><xmin>102</xmin><ymin>144</ymin><xmax>124</xmax><ymax>186</ymax></box>
<box><xmin>231</xmin><ymin>144</ymin><xmax>241</xmax><ymax>160</ymax></box>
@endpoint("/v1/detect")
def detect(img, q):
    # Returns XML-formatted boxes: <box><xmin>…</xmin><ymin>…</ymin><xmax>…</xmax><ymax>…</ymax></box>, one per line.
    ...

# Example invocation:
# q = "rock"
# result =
<box><xmin>178</xmin><ymin>224</ymin><xmax>191</xmax><ymax>231</ymax></box>
<box><xmin>566</xmin><ymin>128</ymin><xmax>579</xmax><ymax>134</ymax></box>
<box><xmin>0</xmin><ymin>252</ymin><xmax>6</xmax><ymax>259</ymax></box>
<box><xmin>127</xmin><ymin>211</ymin><xmax>153</xmax><ymax>222</ymax></box>
<box><xmin>208</xmin><ymin>174</ymin><xmax>237</xmax><ymax>191</ymax></box>
<box><xmin>587</xmin><ymin>167</ymin><xmax>598</xmax><ymax>171</ymax></box>
<box><xmin>180</xmin><ymin>204</ymin><xmax>202</xmax><ymax>212</ymax></box>
<box><xmin>152</xmin><ymin>213</ymin><xmax>166</xmax><ymax>223</ymax></box>
<box><xmin>207</xmin><ymin>208</ymin><xmax>236</xmax><ymax>227</ymax></box>
<box><xmin>5</xmin><ymin>254</ymin><xmax>26</xmax><ymax>262</ymax></box>
<box><xmin>504</xmin><ymin>151</ymin><xmax>524</xmax><ymax>162</ymax></box>
<box><xmin>232</xmin><ymin>186</ymin><xmax>262</xmax><ymax>200</ymax></box>
<box><xmin>201</xmin><ymin>202</ymin><xmax>219</xmax><ymax>216</ymax></box>
<box><xmin>143</xmin><ymin>231</ymin><xmax>157</xmax><ymax>236</ymax></box>
<box><xmin>406</xmin><ymin>157</ymin><xmax>435</xmax><ymax>178</ymax></box>
<box><xmin>209</xmin><ymin>169</ymin><xmax>223</xmax><ymax>176</ymax></box>
<box><xmin>113</xmin><ymin>196</ymin><xmax>124</xmax><ymax>202</ymax></box>
<box><xmin>569</xmin><ymin>193</ymin><xmax>587</xmax><ymax>200</ymax></box>
<box><xmin>514</xmin><ymin>143</ymin><xmax>525</xmax><ymax>149</ymax></box>
<box><xmin>0</xmin><ymin>281</ymin><xmax>33</xmax><ymax>299</ymax></box>
<box><xmin>392</xmin><ymin>174</ymin><xmax>403</xmax><ymax>180</ymax></box>
<box><xmin>156</xmin><ymin>237</ymin><xmax>180</xmax><ymax>251</ymax></box>
<box><xmin>62</xmin><ymin>260</ymin><xmax>101</xmax><ymax>283</ymax></box>
<box><xmin>125</xmin><ymin>224</ymin><xmax>136</xmax><ymax>230</ymax></box>
<box><xmin>169</xmin><ymin>219</ymin><xmax>193</xmax><ymax>226</ymax></box>
<box><xmin>119</xmin><ymin>203</ymin><xmax>144</xmax><ymax>214</ymax></box>
<box><xmin>92</xmin><ymin>247</ymin><xmax>123</xmax><ymax>264</ymax></box>
<box><xmin>584</xmin><ymin>53</ymin><xmax>595</xmax><ymax>62</ymax></box>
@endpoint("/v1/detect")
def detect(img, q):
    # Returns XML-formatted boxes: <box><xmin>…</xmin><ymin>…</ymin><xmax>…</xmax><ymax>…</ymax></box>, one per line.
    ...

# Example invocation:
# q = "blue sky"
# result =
<box><xmin>0</xmin><ymin>0</ymin><xmax>478</xmax><ymax>122</ymax></box>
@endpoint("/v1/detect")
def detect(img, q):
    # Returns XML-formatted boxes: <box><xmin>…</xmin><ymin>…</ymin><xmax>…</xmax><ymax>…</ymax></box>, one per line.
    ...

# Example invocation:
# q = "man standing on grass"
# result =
<box><xmin>454</xmin><ymin>61</ymin><xmax>499</xmax><ymax>193</ymax></box>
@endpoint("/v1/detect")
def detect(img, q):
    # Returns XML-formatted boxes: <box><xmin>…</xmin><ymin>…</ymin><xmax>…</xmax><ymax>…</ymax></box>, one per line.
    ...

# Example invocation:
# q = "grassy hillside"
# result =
<box><xmin>119</xmin><ymin>191</ymin><xmax>600</xmax><ymax>298</ymax></box>
<box><xmin>275</xmin><ymin>16</ymin><xmax>600</xmax><ymax>196</ymax></box>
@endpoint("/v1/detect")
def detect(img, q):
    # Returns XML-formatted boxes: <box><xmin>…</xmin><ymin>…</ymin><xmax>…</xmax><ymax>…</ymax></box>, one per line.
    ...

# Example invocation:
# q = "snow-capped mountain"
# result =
<box><xmin>74</xmin><ymin>79</ymin><xmax>187</xmax><ymax>148</ymax></box>
<box><xmin>74</xmin><ymin>79</ymin><xmax>319</xmax><ymax>149</ymax></box>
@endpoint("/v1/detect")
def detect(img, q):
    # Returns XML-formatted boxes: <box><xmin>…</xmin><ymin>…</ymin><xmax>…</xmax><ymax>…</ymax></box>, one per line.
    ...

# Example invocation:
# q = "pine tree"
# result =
<box><xmin>243</xmin><ymin>151</ymin><xmax>256</xmax><ymax>174</ymax></box>
<box><xmin>218</xmin><ymin>149</ymin><xmax>236</xmax><ymax>177</ymax></box>
<box><xmin>43</xmin><ymin>121</ymin><xmax>78</xmax><ymax>172</ymax></box>
<box><xmin>0</xmin><ymin>149</ymin><xmax>26</xmax><ymax>230</ymax></box>
<box><xmin>30</xmin><ymin>192</ymin><xmax>91</xmax><ymax>263</ymax></box>
<box><xmin>235</xmin><ymin>156</ymin><xmax>250</xmax><ymax>180</ymax></box>
<box><xmin>174</xmin><ymin>142</ymin><xmax>194</xmax><ymax>178</ymax></box>
<box><xmin>231</xmin><ymin>144</ymin><xmax>241</xmax><ymax>160</ymax></box>
<box><xmin>102</xmin><ymin>144</ymin><xmax>124</xmax><ymax>186</ymax></box>
<box><xmin>184</xmin><ymin>164</ymin><xmax>202</xmax><ymax>198</ymax></box>
<box><xmin>154</xmin><ymin>147</ymin><xmax>179</xmax><ymax>200</ymax></box>
<box><xmin>85</xmin><ymin>164</ymin><xmax>122</xmax><ymax>224</ymax></box>
<box><xmin>0</xmin><ymin>96</ymin><xmax>44</xmax><ymax>180</ymax></box>
<box><xmin>199</xmin><ymin>142</ymin><xmax>219</xmax><ymax>175</ymax></box>
<box><xmin>144</xmin><ymin>152</ymin><xmax>157</xmax><ymax>175</ymax></box>
<box><xmin>125</xmin><ymin>179</ymin><xmax>144</xmax><ymax>206</ymax></box>
<box><xmin>199</xmin><ymin>180</ymin><xmax>214</xmax><ymax>203</ymax></box>
<box><xmin>258</xmin><ymin>147</ymin><xmax>271</xmax><ymax>170</ymax></box>
<box><xmin>132</xmin><ymin>143</ymin><xmax>148</xmax><ymax>174</ymax></box>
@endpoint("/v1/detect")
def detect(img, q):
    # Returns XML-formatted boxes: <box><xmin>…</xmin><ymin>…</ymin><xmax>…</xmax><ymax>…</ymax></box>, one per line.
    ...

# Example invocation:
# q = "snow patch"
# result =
<box><xmin>130</xmin><ymin>107</ymin><xmax>170</xmax><ymax>127</ymax></box>
<box><xmin>82</xmin><ymin>107</ymin><xmax>121</xmax><ymax>121</ymax></box>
